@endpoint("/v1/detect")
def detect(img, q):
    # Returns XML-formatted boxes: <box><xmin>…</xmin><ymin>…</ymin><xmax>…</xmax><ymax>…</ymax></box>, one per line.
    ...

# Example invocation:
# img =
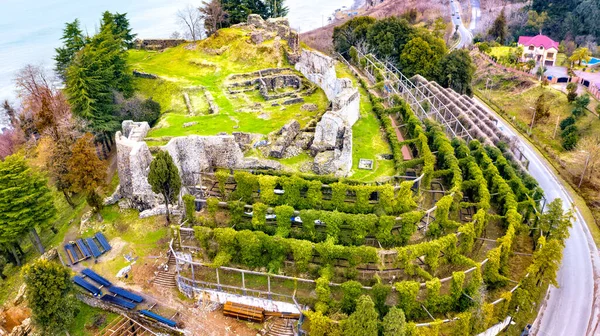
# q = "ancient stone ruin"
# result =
<box><xmin>235</xmin><ymin>14</ymin><xmax>301</xmax><ymax>62</ymax></box>
<box><xmin>115</xmin><ymin>121</ymin><xmax>280</xmax><ymax>211</ymax></box>
<box><xmin>134</xmin><ymin>39</ymin><xmax>186</xmax><ymax>50</ymax></box>
<box><xmin>295</xmin><ymin>49</ymin><xmax>360</xmax><ymax>176</ymax></box>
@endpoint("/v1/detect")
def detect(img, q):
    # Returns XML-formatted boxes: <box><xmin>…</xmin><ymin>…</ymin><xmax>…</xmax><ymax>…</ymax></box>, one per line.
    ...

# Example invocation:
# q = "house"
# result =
<box><xmin>518</xmin><ymin>34</ymin><xmax>559</xmax><ymax>66</ymax></box>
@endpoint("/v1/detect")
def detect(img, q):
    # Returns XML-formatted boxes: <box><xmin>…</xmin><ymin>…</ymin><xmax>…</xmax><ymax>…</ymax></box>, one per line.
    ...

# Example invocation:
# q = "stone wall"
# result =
<box><xmin>135</xmin><ymin>39</ymin><xmax>186</xmax><ymax>50</ymax></box>
<box><xmin>116</xmin><ymin>121</ymin><xmax>281</xmax><ymax>210</ymax></box>
<box><xmin>294</xmin><ymin>49</ymin><xmax>360</xmax><ymax>176</ymax></box>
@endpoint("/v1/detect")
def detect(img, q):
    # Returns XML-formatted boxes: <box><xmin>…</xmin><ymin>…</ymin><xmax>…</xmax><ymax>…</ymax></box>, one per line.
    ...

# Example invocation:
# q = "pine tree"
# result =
<box><xmin>489</xmin><ymin>8</ymin><xmax>507</xmax><ymax>43</ymax></box>
<box><xmin>265</xmin><ymin>0</ymin><xmax>288</xmax><ymax>18</ymax></box>
<box><xmin>382</xmin><ymin>307</ymin><xmax>406</xmax><ymax>336</ymax></box>
<box><xmin>101</xmin><ymin>12</ymin><xmax>137</xmax><ymax>49</ymax></box>
<box><xmin>343</xmin><ymin>295</ymin><xmax>379</xmax><ymax>336</ymax></box>
<box><xmin>0</xmin><ymin>155</ymin><xmax>56</xmax><ymax>261</ymax></box>
<box><xmin>148</xmin><ymin>150</ymin><xmax>182</xmax><ymax>223</ymax></box>
<box><xmin>23</xmin><ymin>259</ymin><xmax>76</xmax><ymax>334</ymax></box>
<box><xmin>54</xmin><ymin>19</ymin><xmax>86</xmax><ymax>80</ymax></box>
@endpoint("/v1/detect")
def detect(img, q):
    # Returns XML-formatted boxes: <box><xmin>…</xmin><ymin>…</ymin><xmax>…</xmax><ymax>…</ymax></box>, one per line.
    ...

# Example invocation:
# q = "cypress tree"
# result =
<box><xmin>343</xmin><ymin>295</ymin><xmax>379</xmax><ymax>336</ymax></box>
<box><xmin>148</xmin><ymin>150</ymin><xmax>181</xmax><ymax>223</ymax></box>
<box><xmin>382</xmin><ymin>307</ymin><xmax>406</xmax><ymax>336</ymax></box>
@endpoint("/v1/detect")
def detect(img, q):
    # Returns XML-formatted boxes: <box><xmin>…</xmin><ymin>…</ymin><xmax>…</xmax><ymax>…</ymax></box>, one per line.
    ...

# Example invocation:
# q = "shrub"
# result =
<box><xmin>183</xmin><ymin>194</ymin><xmax>196</xmax><ymax>224</ymax></box>
<box><xmin>340</xmin><ymin>280</ymin><xmax>363</xmax><ymax>314</ymax></box>
<box><xmin>215</xmin><ymin>169</ymin><xmax>229</xmax><ymax>197</ymax></box>
<box><xmin>251</xmin><ymin>202</ymin><xmax>268</xmax><ymax>231</ymax></box>
<box><xmin>559</xmin><ymin>116</ymin><xmax>576</xmax><ymax>130</ymax></box>
<box><xmin>275</xmin><ymin>205</ymin><xmax>295</xmax><ymax>237</ymax></box>
<box><xmin>206</xmin><ymin>197</ymin><xmax>219</xmax><ymax>225</ymax></box>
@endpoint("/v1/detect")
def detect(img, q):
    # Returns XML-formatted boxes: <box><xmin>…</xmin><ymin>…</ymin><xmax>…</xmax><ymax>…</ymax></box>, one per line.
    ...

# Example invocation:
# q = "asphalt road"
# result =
<box><xmin>473</xmin><ymin>97</ymin><xmax>600</xmax><ymax>336</ymax></box>
<box><xmin>449</xmin><ymin>0</ymin><xmax>473</xmax><ymax>49</ymax></box>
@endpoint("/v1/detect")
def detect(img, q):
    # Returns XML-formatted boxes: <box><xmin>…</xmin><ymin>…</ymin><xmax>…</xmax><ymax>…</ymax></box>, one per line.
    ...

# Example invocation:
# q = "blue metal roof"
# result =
<box><xmin>81</xmin><ymin>268</ymin><xmax>112</xmax><ymax>287</ymax></box>
<box><xmin>76</xmin><ymin>239</ymin><xmax>91</xmax><ymax>258</ymax></box>
<box><xmin>95</xmin><ymin>232</ymin><xmax>111</xmax><ymax>252</ymax></box>
<box><xmin>108</xmin><ymin>286</ymin><xmax>144</xmax><ymax>303</ymax></box>
<box><xmin>139</xmin><ymin>310</ymin><xmax>177</xmax><ymax>328</ymax></box>
<box><xmin>85</xmin><ymin>238</ymin><xmax>102</xmax><ymax>258</ymax></box>
<box><xmin>101</xmin><ymin>294</ymin><xmax>136</xmax><ymax>309</ymax></box>
<box><xmin>73</xmin><ymin>276</ymin><xmax>101</xmax><ymax>296</ymax></box>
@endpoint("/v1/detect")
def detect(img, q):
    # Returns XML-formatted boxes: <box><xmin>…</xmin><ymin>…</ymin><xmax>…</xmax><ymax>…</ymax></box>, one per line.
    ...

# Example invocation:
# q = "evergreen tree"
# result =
<box><xmin>23</xmin><ymin>259</ymin><xmax>77</xmax><ymax>334</ymax></box>
<box><xmin>488</xmin><ymin>8</ymin><xmax>507</xmax><ymax>43</ymax></box>
<box><xmin>101</xmin><ymin>12</ymin><xmax>137</xmax><ymax>48</ymax></box>
<box><xmin>382</xmin><ymin>307</ymin><xmax>406</xmax><ymax>336</ymax></box>
<box><xmin>436</xmin><ymin>49</ymin><xmax>476</xmax><ymax>96</ymax></box>
<box><xmin>0</xmin><ymin>155</ymin><xmax>56</xmax><ymax>261</ymax></box>
<box><xmin>342</xmin><ymin>295</ymin><xmax>379</xmax><ymax>336</ymax></box>
<box><xmin>222</xmin><ymin>0</ymin><xmax>268</xmax><ymax>25</ymax></box>
<box><xmin>366</xmin><ymin>17</ymin><xmax>414</xmax><ymax>60</ymax></box>
<box><xmin>400</xmin><ymin>37</ymin><xmax>435</xmax><ymax>78</ymax></box>
<box><xmin>265</xmin><ymin>0</ymin><xmax>288</xmax><ymax>18</ymax></box>
<box><xmin>148</xmin><ymin>150</ymin><xmax>182</xmax><ymax>223</ymax></box>
<box><xmin>65</xmin><ymin>19</ymin><xmax>132</xmax><ymax>139</ymax></box>
<box><xmin>54</xmin><ymin>19</ymin><xmax>86</xmax><ymax>80</ymax></box>
<box><xmin>372</xmin><ymin>282</ymin><xmax>391</xmax><ymax>318</ymax></box>
<box><xmin>333</xmin><ymin>16</ymin><xmax>376</xmax><ymax>55</ymax></box>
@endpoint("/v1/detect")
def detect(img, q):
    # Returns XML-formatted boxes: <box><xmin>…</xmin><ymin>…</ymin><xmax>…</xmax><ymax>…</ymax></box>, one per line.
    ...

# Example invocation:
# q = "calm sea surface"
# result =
<box><xmin>0</xmin><ymin>0</ymin><xmax>355</xmax><ymax>127</ymax></box>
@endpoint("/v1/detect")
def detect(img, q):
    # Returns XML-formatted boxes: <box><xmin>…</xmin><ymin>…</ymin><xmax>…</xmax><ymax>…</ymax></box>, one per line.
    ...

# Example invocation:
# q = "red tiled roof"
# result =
<box><xmin>518</xmin><ymin>35</ymin><xmax>559</xmax><ymax>50</ymax></box>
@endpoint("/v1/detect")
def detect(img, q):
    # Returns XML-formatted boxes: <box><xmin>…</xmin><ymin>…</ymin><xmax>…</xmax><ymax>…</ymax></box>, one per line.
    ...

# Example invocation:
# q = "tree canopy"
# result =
<box><xmin>23</xmin><ymin>259</ymin><xmax>76</xmax><ymax>334</ymax></box>
<box><xmin>0</xmin><ymin>155</ymin><xmax>56</xmax><ymax>262</ymax></box>
<box><xmin>148</xmin><ymin>150</ymin><xmax>182</xmax><ymax>223</ymax></box>
<box><xmin>436</xmin><ymin>50</ymin><xmax>476</xmax><ymax>96</ymax></box>
<box><xmin>342</xmin><ymin>295</ymin><xmax>379</xmax><ymax>336</ymax></box>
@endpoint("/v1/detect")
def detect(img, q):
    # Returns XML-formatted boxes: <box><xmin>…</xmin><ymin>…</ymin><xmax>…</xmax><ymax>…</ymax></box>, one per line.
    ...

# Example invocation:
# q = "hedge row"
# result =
<box><xmin>224</xmin><ymin>171</ymin><xmax>417</xmax><ymax>215</ymax></box>
<box><xmin>470</xmin><ymin>140</ymin><xmax>521</xmax><ymax>287</ymax></box>
<box><xmin>214</xmin><ymin>201</ymin><xmax>425</xmax><ymax>248</ymax></box>
<box><xmin>193</xmin><ymin>226</ymin><xmax>379</xmax><ymax>275</ymax></box>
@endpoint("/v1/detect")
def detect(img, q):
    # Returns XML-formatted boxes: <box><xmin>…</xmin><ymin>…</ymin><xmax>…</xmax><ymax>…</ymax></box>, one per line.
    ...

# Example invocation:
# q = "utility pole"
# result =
<box><xmin>528</xmin><ymin>106</ymin><xmax>536</xmax><ymax>135</ymax></box>
<box><xmin>552</xmin><ymin>115</ymin><xmax>560</xmax><ymax>139</ymax></box>
<box><xmin>578</xmin><ymin>151</ymin><xmax>591</xmax><ymax>188</ymax></box>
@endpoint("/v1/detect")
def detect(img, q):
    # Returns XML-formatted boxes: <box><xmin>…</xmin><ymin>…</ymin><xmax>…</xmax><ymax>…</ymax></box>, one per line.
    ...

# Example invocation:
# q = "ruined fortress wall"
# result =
<box><xmin>116</xmin><ymin>120</ymin><xmax>281</xmax><ymax>210</ymax></box>
<box><xmin>295</xmin><ymin>49</ymin><xmax>360</xmax><ymax>127</ymax></box>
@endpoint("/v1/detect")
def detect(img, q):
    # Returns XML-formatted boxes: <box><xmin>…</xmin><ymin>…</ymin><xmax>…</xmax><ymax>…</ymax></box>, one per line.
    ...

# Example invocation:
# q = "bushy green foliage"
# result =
<box><xmin>183</xmin><ymin>194</ymin><xmax>196</xmax><ymax>224</ymax></box>
<box><xmin>452</xmin><ymin>312</ymin><xmax>472</xmax><ymax>336</ymax></box>
<box><xmin>275</xmin><ymin>205</ymin><xmax>295</xmax><ymax>237</ymax></box>
<box><xmin>0</xmin><ymin>155</ymin><xmax>56</xmax><ymax>260</ymax></box>
<box><xmin>206</xmin><ymin>197</ymin><xmax>220</xmax><ymax>225</ymax></box>
<box><xmin>232</xmin><ymin>171</ymin><xmax>257</xmax><ymax>203</ymax></box>
<box><xmin>289</xmin><ymin>239</ymin><xmax>313</xmax><ymax>273</ymax></box>
<box><xmin>333</xmin><ymin>17</ymin><xmax>377</xmax><ymax>54</ymax></box>
<box><xmin>382</xmin><ymin>307</ymin><xmax>406</xmax><ymax>336</ymax></box>
<box><xmin>23</xmin><ymin>260</ymin><xmax>76</xmax><ymax>334</ymax></box>
<box><xmin>340</xmin><ymin>280</ymin><xmax>363</xmax><ymax>314</ymax></box>
<box><xmin>193</xmin><ymin>226</ymin><xmax>213</xmax><ymax>250</ymax></box>
<box><xmin>304</xmin><ymin>310</ymin><xmax>341</xmax><ymax>336</ymax></box>
<box><xmin>148</xmin><ymin>150</ymin><xmax>181</xmax><ymax>223</ymax></box>
<box><xmin>258</xmin><ymin>175</ymin><xmax>278</xmax><ymax>205</ymax></box>
<box><xmin>215</xmin><ymin>169</ymin><xmax>229</xmax><ymax>197</ymax></box>
<box><xmin>394</xmin><ymin>281</ymin><xmax>420</xmax><ymax>318</ymax></box>
<box><xmin>251</xmin><ymin>202</ymin><xmax>268</xmax><ymax>231</ymax></box>
<box><xmin>372</xmin><ymin>282</ymin><xmax>391</xmax><ymax>317</ymax></box>
<box><xmin>228</xmin><ymin>200</ymin><xmax>245</xmax><ymax>226</ymax></box>
<box><xmin>342</xmin><ymin>295</ymin><xmax>379</xmax><ymax>336</ymax></box>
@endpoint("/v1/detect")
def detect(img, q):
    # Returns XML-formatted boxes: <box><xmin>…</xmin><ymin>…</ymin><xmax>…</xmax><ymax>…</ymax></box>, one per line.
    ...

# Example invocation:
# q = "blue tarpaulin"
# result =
<box><xmin>109</xmin><ymin>286</ymin><xmax>144</xmax><ymax>303</ymax></box>
<box><xmin>76</xmin><ymin>239</ymin><xmax>91</xmax><ymax>258</ymax></box>
<box><xmin>94</xmin><ymin>232</ymin><xmax>111</xmax><ymax>252</ymax></box>
<box><xmin>82</xmin><ymin>268</ymin><xmax>112</xmax><ymax>287</ymax></box>
<box><xmin>85</xmin><ymin>238</ymin><xmax>102</xmax><ymax>258</ymax></box>
<box><xmin>139</xmin><ymin>310</ymin><xmax>177</xmax><ymax>327</ymax></box>
<box><xmin>101</xmin><ymin>294</ymin><xmax>136</xmax><ymax>309</ymax></box>
<box><xmin>73</xmin><ymin>276</ymin><xmax>101</xmax><ymax>296</ymax></box>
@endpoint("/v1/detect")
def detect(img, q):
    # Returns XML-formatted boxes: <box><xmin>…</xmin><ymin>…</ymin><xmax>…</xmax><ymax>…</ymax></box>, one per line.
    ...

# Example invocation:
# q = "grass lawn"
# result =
<box><xmin>129</xmin><ymin>28</ymin><xmax>328</xmax><ymax>138</ymax></box>
<box><xmin>556</xmin><ymin>53</ymin><xmax>568</xmax><ymax>67</ymax></box>
<box><xmin>72</xmin><ymin>205</ymin><xmax>170</xmax><ymax>285</ymax></box>
<box><xmin>68</xmin><ymin>301</ymin><xmax>118</xmax><ymax>336</ymax></box>
<box><xmin>488</xmin><ymin>46</ymin><xmax>514</xmax><ymax>59</ymax></box>
<box><xmin>335</xmin><ymin>63</ymin><xmax>395</xmax><ymax>181</ymax></box>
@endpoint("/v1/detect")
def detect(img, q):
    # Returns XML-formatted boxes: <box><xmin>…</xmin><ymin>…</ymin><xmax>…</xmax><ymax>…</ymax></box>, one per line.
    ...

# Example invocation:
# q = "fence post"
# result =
<box><xmin>216</xmin><ymin>268</ymin><xmax>222</xmax><ymax>291</ymax></box>
<box><xmin>268</xmin><ymin>275</ymin><xmax>272</xmax><ymax>299</ymax></box>
<box><xmin>242</xmin><ymin>271</ymin><xmax>247</xmax><ymax>295</ymax></box>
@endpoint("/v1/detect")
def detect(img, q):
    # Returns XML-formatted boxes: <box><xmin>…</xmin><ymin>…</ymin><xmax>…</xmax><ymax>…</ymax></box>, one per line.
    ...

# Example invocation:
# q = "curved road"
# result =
<box><xmin>474</xmin><ymin>98</ymin><xmax>600</xmax><ymax>335</ymax></box>
<box><xmin>449</xmin><ymin>3</ymin><xmax>600</xmax><ymax>334</ymax></box>
<box><xmin>449</xmin><ymin>0</ymin><xmax>473</xmax><ymax>49</ymax></box>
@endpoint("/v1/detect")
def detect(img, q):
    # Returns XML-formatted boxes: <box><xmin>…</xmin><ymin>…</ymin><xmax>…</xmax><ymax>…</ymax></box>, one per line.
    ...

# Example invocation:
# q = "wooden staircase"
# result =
<box><xmin>265</xmin><ymin>318</ymin><xmax>295</xmax><ymax>336</ymax></box>
<box><xmin>152</xmin><ymin>253</ymin><xmax>177</xmax><ymax>288</ymax></box>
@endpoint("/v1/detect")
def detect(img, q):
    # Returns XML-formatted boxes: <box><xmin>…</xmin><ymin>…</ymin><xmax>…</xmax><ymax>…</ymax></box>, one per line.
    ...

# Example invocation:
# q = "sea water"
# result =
<box><xmin>0</xmin><ymin>0</ymin><xmax>355</xmax><ymax>129</ymax></box>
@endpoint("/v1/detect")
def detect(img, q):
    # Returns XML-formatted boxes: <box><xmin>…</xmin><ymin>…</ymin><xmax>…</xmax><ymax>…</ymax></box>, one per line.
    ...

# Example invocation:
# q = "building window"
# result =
<box><xmin>547</xmin><ymin>53</ymin><xmax>554</xmax><ymax>58</ymax></box>
<box><xmin>529</xmin><ymin>46</ymin><xmax>534</xmax><ymax>50</ymax></box>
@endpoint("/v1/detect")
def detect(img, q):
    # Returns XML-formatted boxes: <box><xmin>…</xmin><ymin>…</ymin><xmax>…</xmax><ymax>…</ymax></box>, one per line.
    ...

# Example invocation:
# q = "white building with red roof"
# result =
<box><xmin>518</xmin><ymin>34</ymin><xmax>560</xmax><ymax>66</ymax></box>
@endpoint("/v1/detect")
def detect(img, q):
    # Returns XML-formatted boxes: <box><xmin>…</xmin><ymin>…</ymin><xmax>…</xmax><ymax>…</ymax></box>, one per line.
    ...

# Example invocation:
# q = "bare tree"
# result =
<box><xmin>176</xmin><ymin>4</ymin><xmax>204</xmax><ymax>41</ymax></box>
<box><xmin>577</xmin><ymin>136</ymin><xmax>600</xmax><ymax>184</ymax></box>
<box><xmin>200</xmin><ymin>0</ymin><xmax>227</xmax><ymax>37</ymax></box>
